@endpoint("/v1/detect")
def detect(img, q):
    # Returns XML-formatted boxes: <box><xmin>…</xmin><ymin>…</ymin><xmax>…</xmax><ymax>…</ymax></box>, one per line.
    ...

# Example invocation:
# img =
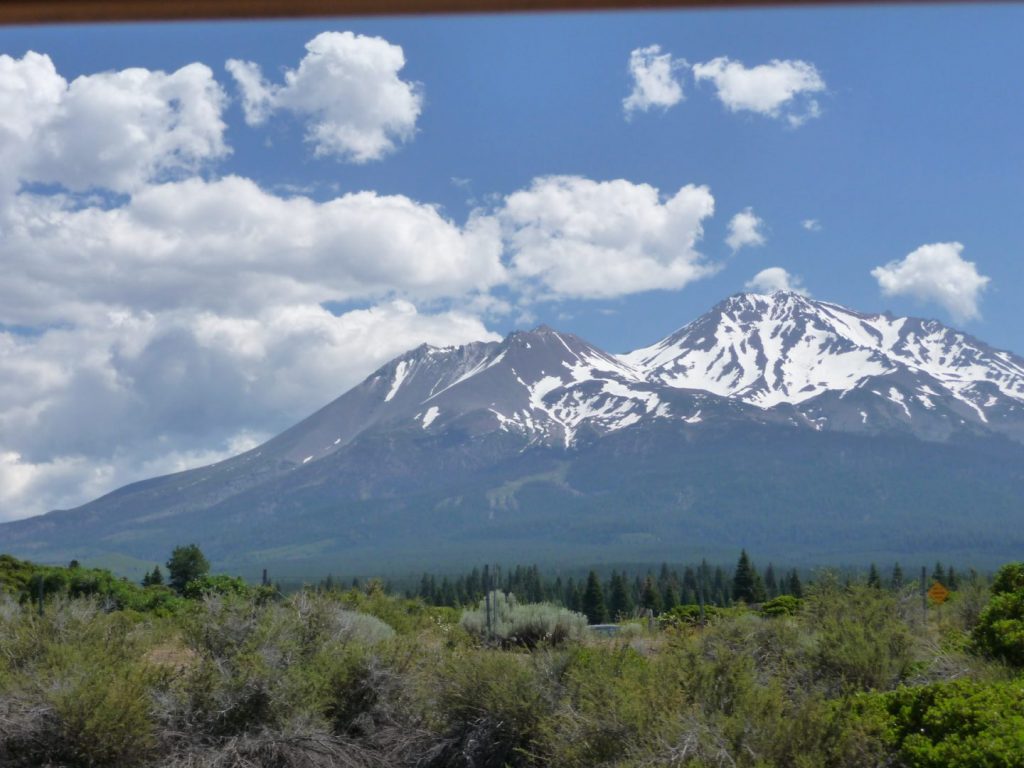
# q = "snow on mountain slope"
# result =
<box><xmin>622</xmin><ymin>292</ymin><xmax>1024</xmax><ymax>434</ymax></box>
<box><xmin>384</xmin><ymin>325</ymin><xmax>668</xmax><ymax>447</ymax></box>
<box><xmin>271</xmin><ymin>291</ymin><xmax>1024</xmax><ymax>464</ymax></box>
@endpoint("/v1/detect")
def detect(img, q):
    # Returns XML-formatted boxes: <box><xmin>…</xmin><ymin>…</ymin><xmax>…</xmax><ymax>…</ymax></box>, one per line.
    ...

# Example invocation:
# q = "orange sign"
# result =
<box><xmin>927</xmin><ymin>581</ymin><xmax>950</xmax><ymax>604</ymax></box>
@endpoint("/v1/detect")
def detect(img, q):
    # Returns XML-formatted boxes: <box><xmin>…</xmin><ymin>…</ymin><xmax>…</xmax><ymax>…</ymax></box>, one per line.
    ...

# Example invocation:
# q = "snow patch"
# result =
<box><xmin>385</xmin><ymin>360</ymin><xmax>410</xmax><ymax>402</ymax></box>
<box><xmin>421</xmin><ymin>406</ymin><xmax>440</xmax><ymax>428</ymax></box>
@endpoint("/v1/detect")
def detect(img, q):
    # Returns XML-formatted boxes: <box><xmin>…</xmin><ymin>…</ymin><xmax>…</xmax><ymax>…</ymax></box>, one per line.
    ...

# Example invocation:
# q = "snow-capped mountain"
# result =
<box><xmin>275</xmin><ymin>291</ymin><xmax>1024</xmax><ymax>463</ymax></box>
<box><xmin>623</xmin><ymin>292</ymin><xmax>1024</xmax><ymax>442</ymax></box>
<box><xmin>6</xmin><ymin>291</ymin><xmax>1024</xmax><ymax>573</ymax></box>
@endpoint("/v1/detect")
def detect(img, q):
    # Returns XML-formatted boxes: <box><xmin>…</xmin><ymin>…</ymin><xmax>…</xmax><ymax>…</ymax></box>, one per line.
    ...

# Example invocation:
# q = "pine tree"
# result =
<box><xmin>552</xmin><ymin>576</ymin><xmax>564</xmax><ymax>606</ymax></box>
<box><xmin>764</xmin><ymin>563</ymin><xmax>778</xmax><ymax>598</ymax></box>
<box><xmin>867</xmin><ymin>563</ymin><xmax>882</xmax><ymax>589</ymax></box>
<box><xmin>731</xmin><ymin>550</ymin><xmax>766</xmax><ymax>604</ymax></box>
<box><xmin>712</xmin><ymin>564</ymin><xmax>727</xmax><ymax>606</ymax></box>
<box><xmin>582</xmin><ymin>570</ymin><xmax>607</xmax><ymax>625</ymax></box>
<box><xmin>570</xmin><ymin>583</ymin><xmax>584</xmax><ymax>614</ymax></box>
<box><xmin>682</xmin><ymin>566</ymin><xmax>698</xmax><ymax>595</ymax></box>
<box><xmin>166</xmin><ymin>544</ymin><xmax>209</xmax><ymax>593</ymax></box>
<box><xmin>564</xmin><ymin>577</ymin><xmax>579</xmax><ymax>611</ymax></box>
<box><xmin>932</xmin><ymin>561</ymin><xmax>948</xmax><ymax>586</ymax></box>
<box><xmin>947</xmin><ymin>566</ymin><xmax>958</xmax><ymax>591</ymax></box>
<box><xmin>640</xmin><ymin>574</ymin><xmax>663</xmax><ymax>613</ymax></box>
<box><xmin>891</xmin><ymin>562</ymin><xmax>904</xmax><ymax>591</ymax></box>
<box><xmin>608</xmin><ymin>571</ymin><xmax>632</xmax><ymax>620</ymax></box>
<box><xmin>786</xmin><ymin>569</ymin><xmax>803</xmax><ymax>598</ymax></box>
<box><xmin>662</xmin><ymin>582</ymin><xmax>680</xmax><ymax>611</ymax></box>
<box><xmin>419</xmin><ymin>573</ymin><xmax>434</xmax><ymax>601</ymax></box>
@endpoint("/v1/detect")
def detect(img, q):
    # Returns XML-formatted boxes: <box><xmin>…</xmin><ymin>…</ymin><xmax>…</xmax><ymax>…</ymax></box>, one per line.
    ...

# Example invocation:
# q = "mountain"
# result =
<box><xmin>5</xmin><ymin>291</ymin><xmax>1024</xmax><ymax>576</ymax></box>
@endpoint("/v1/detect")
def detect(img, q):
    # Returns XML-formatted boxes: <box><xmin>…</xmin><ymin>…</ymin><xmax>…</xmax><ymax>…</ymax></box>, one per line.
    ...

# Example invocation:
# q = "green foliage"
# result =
<box><xmin>973</xmin><ymin>561</ymin><xmax>1024</xmax><ymax>666</ymax></box>
<box><xmin>804</xmin><ymin>582</ymin><xmax>914</xmax><ymax>693</ymax></box>
<box><xmin>581</xmin><ymin>570</ymin><xmax>607</xmax><ymax>625</ymax></box>
<box><xmin>732</xmin><ymin>548</ymin><xmax>767</xmax><ymax>604</ymax></box>
<box><xmin>657</xmin><ymin>602</ymin><xmax>722</xmax><ymax>628</ymax></box>
<box><xmin>166</xmin><ymin>544</ymin><xmax>210</xmax><ymax>593</ymax></box>
<box><xmin>2</xmin><ymin>552</ymin><xmax>1023</xmax><ymax>767</ymax></box>
<box><xmin>460</xmin><ymin>591</ymin><xmax>587</xmax><ymax>648</ymax></box>
<box><xmin>181</xmin><ymin>573</ymin><xmax>252</xmax><ymax>600</ymax></box>
<box><xmin>761</xmin><ymin>594</ymin><xmax>802</xmax><ymax>617</ymax></box>
<box><xmin>881</xmin><ymin>679</ymin><xmax>1024</xmax><ymax>767</ymax></box>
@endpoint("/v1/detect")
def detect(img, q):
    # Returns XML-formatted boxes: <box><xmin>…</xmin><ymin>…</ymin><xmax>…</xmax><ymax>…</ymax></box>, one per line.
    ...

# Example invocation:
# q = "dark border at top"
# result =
<box><xmin>0</xmin><ymin>0</ymin><xmax>965</xmax><ymax>26</ymax></box>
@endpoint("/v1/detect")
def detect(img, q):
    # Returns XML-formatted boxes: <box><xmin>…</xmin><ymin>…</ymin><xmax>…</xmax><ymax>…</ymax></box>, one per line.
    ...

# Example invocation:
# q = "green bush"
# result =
<box><xmin>882</xmin><ymin>679</ymin><xmax>1024</xmax><ymax>767</ymax></box>
<box><xmin>804</xmin><ymin>584</ymin><xmax>913</xmax><ymax>693</ymax></box>
<box><xmin>461</xmin><ymin>591</ymin><xmax>587</xmax><ymax>648</ymax></box>
<box><xmin>431</xmin><ymin>649</ymin><xmax>553</xmax><ymax>767</ymax></box>
<box><xmin>761</xmin><ymin>594</ymin><xmax>802</xmax><ymax>617</ymax></box>
<box><xmin>972</xmin><ymin>562</ymin><xmax>1024</xmax><ymax>666</ymax></box>
<box><xmin>657</xmin><ymin>603</ymin><xmax>722</xmax><ymax>629</ymax></box>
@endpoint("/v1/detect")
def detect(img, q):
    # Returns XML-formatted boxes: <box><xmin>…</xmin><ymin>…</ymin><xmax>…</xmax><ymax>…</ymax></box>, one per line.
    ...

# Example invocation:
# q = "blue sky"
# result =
<box><xmin>0</xmin><ymin>4</ymin><xmax>1022</xmax><ymax>520</ymax></box>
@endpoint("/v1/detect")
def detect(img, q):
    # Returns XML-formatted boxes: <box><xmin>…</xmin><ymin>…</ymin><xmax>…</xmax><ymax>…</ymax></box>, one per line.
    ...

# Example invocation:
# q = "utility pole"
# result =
<box><xmin>483</xmin><ymin>564</ymin><xmax>492</xmax><ymax>641</ymax></box>
<box><xmin>920</xmin><ymin>566</ymin><xmax>927</xmax><ymax>623</ymax></box>
<box><xmin>697</xmin><ymin>567</ymin><xmax>706</xmax><ymax>626</ymax></box>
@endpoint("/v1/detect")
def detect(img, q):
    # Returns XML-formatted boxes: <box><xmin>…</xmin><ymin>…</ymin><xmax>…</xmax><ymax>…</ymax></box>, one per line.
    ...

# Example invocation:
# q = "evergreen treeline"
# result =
<box><xmin>357</xmin><ymin>552</ymin><xmax>966</xmax><ymax>617</ymax></box>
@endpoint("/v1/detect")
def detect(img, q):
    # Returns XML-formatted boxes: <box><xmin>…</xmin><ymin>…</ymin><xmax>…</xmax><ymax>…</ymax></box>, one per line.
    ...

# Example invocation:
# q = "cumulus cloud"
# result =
<box><xmin>802</xmin><ymin>218</ymin><xmax>821</xmax><ymax>231</ymax></box>
<box><xmin>0</xmin><ymin>51</ymin><xmax>227</xmax><ymax>196</ymax></box>
<box><xmin>692</xmin><ymin>56</ymin><xmax>825</xmax><ymax>126</ymax></box>
<box><xmin>0</xmin><ymin>176</ymin><xmax>505</xmax><ymax>325</ymax></box>
<box><xmin>623</xmin><ymin>44</ymin><xmax>685</xmax><ymax>118</ymax></box>
<box><xmin>227</xmin><ymin>31</ymin><xmax>422</xmax><ymax>162</ymax></box>
<box><xmin>725</xmin><ymin>207</ymin><xmax>766</xmax><ymax>252</ymax></box>
<box><xmin>871</xmin><ymin>242</ymin><xmax>989</xmax><ymax>322</ymax></box>
<box><xmin>745</xmin><ymin>267</ymin><xmax>808</xmax><ymax>296</ymax></box>
<box><xmin>0</xmin><ymin>301</ymin><xmax>497</xmax><ymax>521</ymax></box>
<box><xmin>498</xmin><ymin>175</ymin><xmax>717</xmax><ymax>299</ymax></box>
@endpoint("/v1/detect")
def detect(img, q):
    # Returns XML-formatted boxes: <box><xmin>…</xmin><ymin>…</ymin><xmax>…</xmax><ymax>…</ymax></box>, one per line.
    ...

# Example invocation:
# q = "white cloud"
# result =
<box><xmin>692</xmin><ymin>56</ymin><xmax>825</xmax><ymax>126</ymax></box>
<box><xmin>802</xmin><ymin>218</ymin><xmax>821</xmax><ymax>232</ymax></box>
<box><xmin>498</xmin><ymin>175</ymin><xmax>717</xmax><ymax>299</ymax></box>
<box><xmin>871</xmin><ymin>242</ymin><xmax>989</xmax><ymax>322</ymax></box>
<box><xmin>725</xmin><ymin>207</ymin><xmax>766</xmax><ymax>252</ymax></box>
<box><xmin>745</xmin><ymin>267</ymin><xmax>808</xmax><ymax>296</ymax></box>
<box><xmin>623</xmin><ymin>44</ymin><xmax>685</xmax><ymax>118</ymax></box>
<box><xmin>0</xmin><ymin>51</ymin><xmax>227</xmax><ymax>196</ymax></box>
<box><xmin>0</xmin><ymin>176</ymin><xmax>505</xmax><ymax>325</ymax></box>
<box><xmin>227</xmin><ymin>31</ymin><xmax>422</xmax><ymax>162</ymax></box>
<box><xmin>0</xmin><ymin>301</ymin><xmax>497</xmax><ymax>521</ymax></box>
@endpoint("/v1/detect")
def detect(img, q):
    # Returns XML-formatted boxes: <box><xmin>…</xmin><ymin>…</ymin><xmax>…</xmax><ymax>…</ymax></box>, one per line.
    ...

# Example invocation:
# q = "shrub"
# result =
<box><xmin>761</xmin><ymin>594</ymin><xmax>802</xmax><ymax>617</ymax></box>
<box><xmin>881</xmin><ymin>678</ymin><xmax>1024</xmax><ymax>767</ymax></box>
<box><xmin>460</xmin><ymin>591</ymin><xmax>587</xmax><ymax>648</ymax></box>
<box><xmin>657</xmin><ymin>603</ymin><xmax>721</xmax><ymax>629</ymax></box>
<box><xmin>430</xmin><ymin>649</ymin><xmax>552</xmax><ymax>767</ymax></box>
<box><xmin>804</xmin><ymin>584</ymin><xmax>913</xmax><ymax>693</ymax></box>
<box><xmin>972</xmin><ymin>562</ymin><xmax>1024</xmax><ymax>666</ymax></box>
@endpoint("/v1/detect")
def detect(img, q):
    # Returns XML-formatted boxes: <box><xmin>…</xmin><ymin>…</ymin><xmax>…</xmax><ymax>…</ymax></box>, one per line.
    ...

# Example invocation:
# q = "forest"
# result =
<box><xmin>1</xmin><ymin>549</ymin><xmax>1022</xmax><ymax>767</ymax></box>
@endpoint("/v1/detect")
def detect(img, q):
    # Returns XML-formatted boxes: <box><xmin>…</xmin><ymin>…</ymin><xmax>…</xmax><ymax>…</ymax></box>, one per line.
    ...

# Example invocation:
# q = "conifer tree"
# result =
<box><xmin>786</xmin><ymin>569</ymin><xmax>803</xmax><ymax>598</ymax></box>
<box><xmin>582</xmin><ymin>570</ymin><xmax>607</xmax><ymax>625</ymax></box>
<box><xmin>608</xmin><ymin>571</ymin><xmax>632</xmax><ymax>620</ymax></box>
<box><xmin>683</xmin><ymin>565</ymin><xmax>698</xmax><ymax>595</ymax></box>
<box><xmin>662</xmin><ymin>582</ymin><xmax>680</xmax><ymax>611</ymax></box>
<box><xmin>764</xmin><ymin>563</ymin><xmax>778</xmax><ymax>598</ymax></box>
<box><xmin>640</xmin><ymin>575</ymin><xmax>663</xmax><ymax>613</ymax></box>
<box><xmin>731</xmin><ymin>550</ymin><xmax>766</xmax><ymax>603</ymax></box>
<box><xmin>947</xmin><ymin>566</ymin><xmax>958</xmax><ymax>591</ymax></box>
<box><xmin>867</xmin><ymin>563</ymin><xmax>882</xmax><ymax>589</ymax></box>
<box><xmin>891</xmin><ymin>562</ymin><xmax>904</xmax><ymax>591</ymax></box>
<box><xmin>932</xmin><ymin>561</ymin><xmax>948</xmax><ymax>585</ymax></box>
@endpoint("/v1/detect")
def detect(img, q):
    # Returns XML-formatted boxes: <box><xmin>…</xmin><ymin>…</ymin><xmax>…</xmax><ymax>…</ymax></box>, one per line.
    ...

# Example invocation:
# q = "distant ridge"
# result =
<box><xmin>5</xmin><ymin>291</ymin><xmax>1024</xmax><ymax>575</ymax></box>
